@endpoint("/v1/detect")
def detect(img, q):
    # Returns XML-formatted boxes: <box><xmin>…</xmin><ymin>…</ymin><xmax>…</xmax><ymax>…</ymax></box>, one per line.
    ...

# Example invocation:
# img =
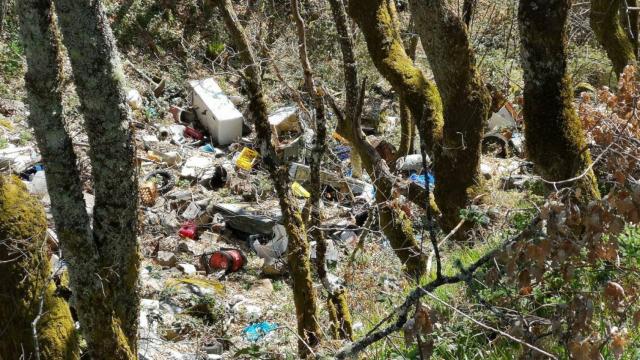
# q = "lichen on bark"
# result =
<box><xmin>519</xmin><ymin>0</ymin><xmax>600</xmax><ymax>201</ymax></box>
<box><xmin>18</xmin><ymin>0</ymin><xmax>140</xmax><ymax>357</ymax></box>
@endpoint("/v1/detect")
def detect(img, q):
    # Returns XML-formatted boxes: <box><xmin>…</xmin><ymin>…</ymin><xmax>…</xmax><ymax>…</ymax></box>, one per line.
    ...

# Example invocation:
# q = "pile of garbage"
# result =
<box><xmin>1</xmin><ymin>72</ymin><xmax>533</xmax><ymax>358</ymax></box>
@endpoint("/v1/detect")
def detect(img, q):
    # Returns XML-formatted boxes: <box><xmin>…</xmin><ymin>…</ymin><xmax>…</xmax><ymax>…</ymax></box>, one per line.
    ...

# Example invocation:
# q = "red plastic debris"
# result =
<box><xmin>169</xmin><ymin>105</ymin><xmax>183</xmax><ymax>122</ymax></box>
<box><xmin>184</xmin><ymin>127</ymin><xmax>204</xmax><ymax>140</ymax></box>
<box><xmin>178</xmin><ymin>221</ymin><xmax>197</xmax><ymax>239</ymax></box>
<box><xmin>202</xmin><ymin>248</ymin><xmax>246</xmax><ymax>274</ymax></box>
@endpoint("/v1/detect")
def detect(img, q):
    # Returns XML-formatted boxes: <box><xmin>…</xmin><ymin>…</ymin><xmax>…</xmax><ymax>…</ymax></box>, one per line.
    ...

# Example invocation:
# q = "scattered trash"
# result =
<box><xmin>289</xmin><ymin>162</ymin><xmax>373</xmax><ymax>195</ymax></box>
<box><xmin>178</xmin><ymin>221</ymin><xmax>198</xmax><ymax>239</ymax></box>
<box><xmin>127</xmin><ymin>89</ymin><xmax>143</xmax><ymax>110</ymax></box>
<box><xmin>409</xmin><ymin>173</ymin><xmax>435</xmax><ymax>189</ymax></box>
<box><xmin>310</xmin><ymin>239</ymin><xmax>340</xmax><ymax>263</ymax></box>
<box><xmin>190</xmin><ymin>78</ymin><xmax>243</xmax><ymax>145</ymax></box>
<box><xmin>143</xmin><ymin>170</ymin><xmax>175</xmax><ymax>193</ymax></box>
<box><xmin>291</xmin><ymin>181</ymin><xmax>310</xmax><ymax>198</ymax></box>
<box><xmin>200</xmin><ymin>143</ymin><xmax>216</xmax><ymax>153</ymax></box>
<box><xmin>487</xmin><ymin>103</ymin><xmax>518</xmax><ymax>132</ymax></box>
<box><xmin>243</xmin><ymin>322</ymin><xmax>278</xmax><ymax>342</ymax></box>
<box><xmin>269</xmin><ymin>106</ymin><xmax>300</xmax><ymax>134</ymax></box>
<box><xmin>252</xmin><ymin>224</ymin><xmax>288</xmax><ymax>266</ymax></box>
<box><xmin>140</xmin><ymin>181</ymin><xmax>158</xmax><ymax>206</ymax></box>
<box><xmin>182</xmin><ymin>202</ymin><xmax>202</xmax><ymax>220</ymax></box>
<box><xmin>210</xmin><ymin>203</ymin><xmax>282</xmax><ymax>235</ymax></box>
<box><xmin>480</xmin><ymin>163</ymin><xmax>493</xmax><ymax>180</ymax></box>
<box><xmin>201</xmin><ymin>248</ymin><xmax>246</xmax><ymax>274</ymax></box>
<box><xmin>27</xmin><ymin>170</ymin><xmax>48</xmax><ymax>196</ymax></box>
<box><xmin>181</xmin><ymin>156</ymin><xmax>213</xmax><ymax>178</ymax></box>
<box><xmin>148</xmin><ymin>150</ymin><xmax>182</xmax><ymax>166</ymax></box>
<box><xmin>0</xmin><ymin>145</ymin><xmax>41</xmax><ymax>173</ymax></box>
<box><xmin>482</xmin><ymin>133</ymin><xmax>510</xmax><ymax>158</ymax></box>
<box><xmin>396</xmin><ymin>154</ymin><xmax>429</xmax><ymax>173</ymax></box>
<box><xmin>184</xmin><ymin>126</ymin><xmax>204</xmax><ymax>140</ymax></box>
<box><xmin>209</xmin><ymin>165</ymin><xmax>228</xmax><ymax>189</ymax></box>
<box><xmin>236</xmin><ymin>147</ymin><xmax>259</xmax><ymax>171</ymax></box>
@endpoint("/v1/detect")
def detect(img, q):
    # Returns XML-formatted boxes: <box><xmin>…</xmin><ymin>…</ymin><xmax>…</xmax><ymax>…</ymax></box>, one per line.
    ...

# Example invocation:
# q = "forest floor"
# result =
<box><xmin>0</xmin><ymin>1</ymin><xmax>596</xmax><ymax>359</ymax></box>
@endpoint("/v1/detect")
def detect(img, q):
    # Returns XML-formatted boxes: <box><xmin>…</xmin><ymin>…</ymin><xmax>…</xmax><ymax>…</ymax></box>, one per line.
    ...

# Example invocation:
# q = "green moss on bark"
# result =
<box><xmin>410</xmin><ymin>0</ymin><xmax>492</xmax><ymax>233</ymax></box>
<box><xmin>520</xmin><ymin>0</ymin><xmax>600</xmax><ymax>201</ymax></box>
<box><xmin>0</xmin><ymin>176</ymin><xmax>80</xmax><ymax>359</ymax></box>
<box><xmin>591</xmin><ymin>0</ymin><xmax>637</xmax><ymax>76</ymax></box>
<box><xmin>348</xmin><ymin>0</ymin><xmax>443</xmax><ymax>152</ymax></box>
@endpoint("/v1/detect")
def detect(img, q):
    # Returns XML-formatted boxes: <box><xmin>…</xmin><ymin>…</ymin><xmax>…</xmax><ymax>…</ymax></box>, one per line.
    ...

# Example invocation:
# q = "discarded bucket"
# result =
<box><xmin>201</xmin><ymin>248</ymin><xmax>246</xmax><ymax>274</ymax></box>
<box><xmin>178</xmin><ymin>221</ymin><xmax>197</xmax><ymax>239</ymax></box>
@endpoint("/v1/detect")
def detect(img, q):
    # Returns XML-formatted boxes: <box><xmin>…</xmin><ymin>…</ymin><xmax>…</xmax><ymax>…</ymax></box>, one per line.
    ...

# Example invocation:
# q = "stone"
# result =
<box><xmin>156</xmin><ymin>251</ymin><xmax>177</xmax><ymax>267</ymax></box>
<box><xmin>176</xmin><ymin>240</ymin><xmax>200</xmax><ymax>255</ymax></box>
<box><xmin>177</xmin><ymin>263</ymin><xmax>197</xmax><ymax>275</ymax></box>
<box><xmin>203</xmin><ymin>341</ymin><xmax>224</xmax><ymax>355</ymax></box>
<box><xmin>251</xmin><ymin>279</ymin><xmax>274</xmax><ymax>296</ymax></box>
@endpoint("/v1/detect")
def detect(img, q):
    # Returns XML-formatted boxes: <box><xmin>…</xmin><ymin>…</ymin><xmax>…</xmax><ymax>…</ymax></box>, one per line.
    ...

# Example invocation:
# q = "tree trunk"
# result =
<box><xmin>328</xmin><ymin>0</ymin><xmax>427</xmax><ymax>278</ymax></box>
<box><xmin>18</xmin><ymin>0</ymin><xmax>139</xmax><ymax>358</ymax></box>
<box><xmin>591</xmin><ymin>0</ymin><xmax>637</xmax><ymax>76</ymax></box>
<box><xmin>347</xmin><ymin>0</ymin><xmax>444</xmax><ymax>153</ymax></box>
<box><xmin>213</xmin><ymin>0</ymin><xmax>321</xmax><ymax>356</ymax></box>
<box><xmin>0</xmin><ymin>176</ymin><xmax>80</xmax><ymax>359</ymax></box>
<box><xmin>410</xmin><ymin>0</ymin><xmax>491</xmax><ymax>233</ymax></box>
<box><xmin>291</xmin><ymin>0</ymin><xmax>353</xmax><ymax>340</ymax></box>
<box><xmin>519</xmin><ymin>0</ymin><xmax>600</xmax><ymax>201</ymax></box>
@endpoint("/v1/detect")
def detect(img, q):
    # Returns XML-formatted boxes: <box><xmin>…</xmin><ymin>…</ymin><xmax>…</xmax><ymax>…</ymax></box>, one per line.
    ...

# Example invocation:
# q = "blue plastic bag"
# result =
<box><xmin>243</xmin><ymin>321</ymin><xmax>278</xmax><ymax>342</ymax></box>
<box><xmin>409</xmin><ymin>173</ymin><xmax>435</xmax><ymax>188</ymax></box>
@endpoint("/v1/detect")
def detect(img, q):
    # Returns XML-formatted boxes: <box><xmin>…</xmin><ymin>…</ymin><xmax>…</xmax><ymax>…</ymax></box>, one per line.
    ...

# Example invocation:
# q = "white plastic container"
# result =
<box><xmin>189</xmin><ymin>78</ymin><xmax>243</xmax><ymax>145</ymax></box>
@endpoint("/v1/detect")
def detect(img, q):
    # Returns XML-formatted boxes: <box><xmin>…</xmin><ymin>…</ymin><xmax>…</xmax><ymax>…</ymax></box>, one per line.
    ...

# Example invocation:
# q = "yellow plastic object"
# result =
<box><xmin>291</xmin><ymin>181</ymin><xmax>310</xmax><ymax>198</ymax></box>
<box><xmin>147</xmin><ymin>150</ymin><xmax>162</xmax><ymax>162</ymax></box>
<box><xmin>332</xmin><ymin>131</ymin><xmax>349</xmax><ymax>144</ymax></box>
<box><xmin>236</xmin><ymin>147</ymin><xmax>259</xmax><ymax>171</ymax></box>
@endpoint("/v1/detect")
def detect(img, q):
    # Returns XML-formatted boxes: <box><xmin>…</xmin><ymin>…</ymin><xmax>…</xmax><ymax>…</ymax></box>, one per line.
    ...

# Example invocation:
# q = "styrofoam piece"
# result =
<box><xmin>189</xmin><ymin>78</ymin><xmax>243</xmax><ymax>145</ymax></box>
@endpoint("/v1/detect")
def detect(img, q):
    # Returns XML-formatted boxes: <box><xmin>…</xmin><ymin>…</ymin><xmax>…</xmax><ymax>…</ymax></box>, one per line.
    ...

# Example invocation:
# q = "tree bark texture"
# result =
<box><xmin>0</xmin><ymin>176</ymin><xmax>80</xmax><ymax>359</ymax></box>
<box><xmin>18</xmin><ymin>0</ymin><xmax>139</xmax><ymax>358</ymax></box>
<box><xmin>519</xmin><ymin>0</ymin><xmax>600</xmax><ymax>200</ymax></box>
<box><xmin>347</xmin><ymin>0</ymin><xmax>444</xmax><ymax>153</ymax></box>
<box><xmin>328</xmin><ymin>0</ymin><xmax>427</xmax><ymax>278</ymax></box>
<box><xmin>291</xmin><ymin>0</ymin><xmax>353</xmax><ymax>340</ymax></box>
<box><xmin>214</xmin><ymin>0</ymin><xmax>321</xmax><ymax>356</ymax></box>
<box><xmin>591</xmin><ymin>0</ymin><xmax>637</xmax><ymax>76</ymax></box>
<box><xmin>410</xmin><ymin>0</ymin><xmax>491</xmax><ymax>232</ymax></box>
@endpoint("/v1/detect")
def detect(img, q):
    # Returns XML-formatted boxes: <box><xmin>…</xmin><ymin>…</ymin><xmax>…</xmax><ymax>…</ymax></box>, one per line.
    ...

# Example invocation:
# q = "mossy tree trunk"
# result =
<box><xmin>397</xmin><ymin>27</ymin><xmax>419</xmax><ymax>160</ymax></box>
<box><xmin>291</xmin><ymin>0</ymin><xmax>353</xmax><ymax>340</ymax></box>
<box><xmin>0</xmin><ymin>176</ymin><xmax>80</xmax><ymax>359</ymax></box>
<box><xmin>519</xmin><ymin>0</ymin><xmax>600</xmax><ymax>201</ymax></box>
<box><xmin>328</xmin><ymin>0</ymin><xmax>427</xmax><ymax>278</ymax></box>
<box><xmin>409</xmin><ymin>0</ymin><xmax>491</xmax><ymax>233</ymax></box>
<box><xmin>591</xmin><ymin>0</ymin><xmax>637</xmax><ymax>76</ymax></box>
<box><xmin>213</xmin><ymin>0</ymin><xmax>321</xmax><ymax>356</ymax></box>
<box><xmin>347</xmin><ymin>0</ymin><xmax>443</xmax><ymax>153</ymax></box>
<box><xmin>18</xmin><ymin>0</ymin><xmax>140</xmax><ymax>358</ymax></box>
